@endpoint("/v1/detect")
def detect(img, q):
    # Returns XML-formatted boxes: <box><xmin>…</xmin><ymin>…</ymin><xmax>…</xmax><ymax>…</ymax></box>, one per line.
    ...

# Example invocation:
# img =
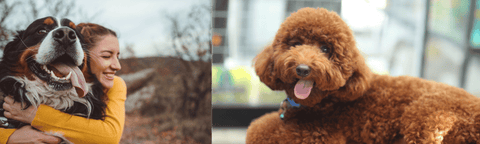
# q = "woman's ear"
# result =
<box><xmin>253</xmin><ymin>44</ymin><xmax>284</xmax><ymax>90</ymax></box>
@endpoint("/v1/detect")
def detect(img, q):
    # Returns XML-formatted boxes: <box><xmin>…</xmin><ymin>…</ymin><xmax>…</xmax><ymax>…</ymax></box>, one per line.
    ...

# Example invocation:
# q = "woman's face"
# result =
<box><xmin>89</xmin><ymin>34</ymin><xmax>121</xmax><ymax>89</ymax></box>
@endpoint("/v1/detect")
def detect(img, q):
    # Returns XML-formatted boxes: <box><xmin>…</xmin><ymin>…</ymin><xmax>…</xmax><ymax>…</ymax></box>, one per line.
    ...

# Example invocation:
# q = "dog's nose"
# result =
<box><xmin>53</xmin><ymin>28</ymin><xmax>76</xmax><ymax>46</ymax></box>
<box><xmin>296</xmin><ymin>64</ymin><xmax>310</xmax><ymax>77</ymax></box>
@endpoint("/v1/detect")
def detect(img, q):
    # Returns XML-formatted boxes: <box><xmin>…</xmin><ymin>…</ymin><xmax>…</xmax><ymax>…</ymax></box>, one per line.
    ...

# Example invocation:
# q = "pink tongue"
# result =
<box><xmin>50</xmin><ymin>63</ymin><xmax>87</xmax><ymax>97</ymax></box>
<box><xmin>294</xmin><ymin>80</ymin><xmax>313</xmax><ymax>99</ymax></box>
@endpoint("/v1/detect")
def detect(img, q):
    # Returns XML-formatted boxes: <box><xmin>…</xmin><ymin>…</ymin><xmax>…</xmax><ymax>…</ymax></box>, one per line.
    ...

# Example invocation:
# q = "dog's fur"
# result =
<box><xmin>246</xmin><ymin>8</ymin><xmax>480</xmax><ymax>144</ymax></box>
<box><xmin>0</xmin><ymin>17</ymin><xmax>106</xmax><ymax>129</ymax></box>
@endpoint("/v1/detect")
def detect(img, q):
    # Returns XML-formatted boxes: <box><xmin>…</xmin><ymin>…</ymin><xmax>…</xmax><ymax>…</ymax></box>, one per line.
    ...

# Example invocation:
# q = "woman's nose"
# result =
<box><xmin>111</xmin><ymin>58</ymin><xmax>121</xmax><ymax>71</ymax></box>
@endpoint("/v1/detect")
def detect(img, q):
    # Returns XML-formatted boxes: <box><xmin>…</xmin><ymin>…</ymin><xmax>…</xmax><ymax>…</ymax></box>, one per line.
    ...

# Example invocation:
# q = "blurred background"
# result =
<box><xmin>0</xmin><ymin>0</ymin><xmax>212</xmax><ymax>143</ymax></box>
<box><xmin>212</xmin><ymin>0</ymin><xmax>480</xmax><ymax>143</ymax></box>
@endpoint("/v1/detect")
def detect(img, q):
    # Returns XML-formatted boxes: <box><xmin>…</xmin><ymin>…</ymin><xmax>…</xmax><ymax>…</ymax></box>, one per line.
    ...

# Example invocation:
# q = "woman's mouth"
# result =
<box><xmin>104</xmin><ymin>73</ymin><xmax>115</xmax><ymax>80</ymax></box>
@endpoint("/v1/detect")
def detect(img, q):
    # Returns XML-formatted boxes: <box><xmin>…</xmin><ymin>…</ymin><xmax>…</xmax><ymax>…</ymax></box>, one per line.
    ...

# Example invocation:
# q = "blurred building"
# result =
<box><xmin>212</xmin><ymin>0</ymin><xmax>229</xmax><ymax>64</ymax></box>
<box><xmin>423</xmin><ymin>0</ymin><xmax>480</xmax><ymax>94</ymax></box>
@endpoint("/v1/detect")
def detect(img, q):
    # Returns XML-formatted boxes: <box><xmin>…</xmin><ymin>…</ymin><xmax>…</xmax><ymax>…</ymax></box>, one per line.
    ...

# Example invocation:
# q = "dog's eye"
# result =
<box><xmin>38</xmin><ymin>30</ymin><xmax>47</xmax><ymax>34</ymax></box>
<box><xmin>321</xmin><ymin>45</ymin><xmax>330</xmax><ymax>53</ymax></box>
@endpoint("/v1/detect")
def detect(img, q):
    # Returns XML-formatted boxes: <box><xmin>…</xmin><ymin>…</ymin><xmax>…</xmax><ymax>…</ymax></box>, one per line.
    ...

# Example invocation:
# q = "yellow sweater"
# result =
<box><xmin>0</xmin><ymin>76</ymin><xmax>126</xmax><ymax>144</ymax></box>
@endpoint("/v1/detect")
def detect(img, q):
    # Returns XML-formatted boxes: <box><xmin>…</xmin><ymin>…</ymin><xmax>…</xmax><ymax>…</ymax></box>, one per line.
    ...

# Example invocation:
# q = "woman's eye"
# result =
<box><xmin>321</xmin><ymin>45</ymin><xmax>330</xmax><ymax>53</ymax></box>
<box><xmin>102</xmin><ymin>56</ymin><xmax>111</xmax><ymax>58</ymax></box>
<box><xmin>38</xmin><ymin>30</ymin><xmax>47</xmax><ymax>34</ymax></box>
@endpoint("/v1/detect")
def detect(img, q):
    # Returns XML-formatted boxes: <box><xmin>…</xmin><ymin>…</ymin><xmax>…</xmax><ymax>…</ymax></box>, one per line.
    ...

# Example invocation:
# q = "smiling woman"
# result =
<box><xmin>1</xmin><ymin>23</ymin><xmax>127</xmax><ymax>144</ymax></box>
<box><xmin>83</xmin><ymin>28</ymin><xmax>122</xmax><ymax>89</ymax></box>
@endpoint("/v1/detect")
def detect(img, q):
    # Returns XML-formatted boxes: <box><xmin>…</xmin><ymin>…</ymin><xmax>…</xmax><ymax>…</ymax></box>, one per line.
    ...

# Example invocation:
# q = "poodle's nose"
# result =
<box><xmin>296</xmin><ymin>64</ymin><xmax>310</xmax><ymax>77</ymax></box>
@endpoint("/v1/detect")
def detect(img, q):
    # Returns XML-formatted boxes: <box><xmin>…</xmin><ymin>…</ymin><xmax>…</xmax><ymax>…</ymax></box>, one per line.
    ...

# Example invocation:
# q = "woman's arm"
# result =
<box><xmin>31</xmin><ymin>76</ymin><xmax>126</xmax><ymax>144</ymax></box>
<box><xmin>0</xmin><ymin>126</ymin><xmax>61</xmax><ymax>144</ymax></box>
<box><xmin>0</xmin><ymin>128</ymin><xmax>15</xmax><ymax>144</ymax></box>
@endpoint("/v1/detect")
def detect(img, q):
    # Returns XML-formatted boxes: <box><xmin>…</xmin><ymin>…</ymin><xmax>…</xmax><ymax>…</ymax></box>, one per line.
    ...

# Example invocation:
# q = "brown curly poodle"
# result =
<box><xmin>246</xmin><ymin>7</ymin><xmax>480</xmax><ymax>144</ymax></box>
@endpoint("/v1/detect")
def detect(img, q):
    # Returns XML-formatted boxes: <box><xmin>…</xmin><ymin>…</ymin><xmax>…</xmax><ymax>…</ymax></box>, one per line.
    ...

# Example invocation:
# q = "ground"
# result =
<box><xmin>118</xmin><ymin>57</ymin><xmax>211</xmax><ymax>144</ymax></box>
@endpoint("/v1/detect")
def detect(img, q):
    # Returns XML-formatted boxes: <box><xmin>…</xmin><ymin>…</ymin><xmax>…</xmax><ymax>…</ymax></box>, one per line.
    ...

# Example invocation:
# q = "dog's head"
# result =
<box><xmin>2</xmin><ymin>16</ymin><xmax>89</xmax><ymax>97</ymax></box>
<box><xmin>254</xmin><ymin>8</ymin><xmax>373</xmax><ymax>107</ymax></box>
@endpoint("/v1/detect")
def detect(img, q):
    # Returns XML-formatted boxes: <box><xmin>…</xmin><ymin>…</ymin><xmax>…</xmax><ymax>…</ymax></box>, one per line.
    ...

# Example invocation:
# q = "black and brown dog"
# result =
<box><xmin>0</xmin><ymin>16</ymin><xmax>106</xmax><ymax>129</ymax></box>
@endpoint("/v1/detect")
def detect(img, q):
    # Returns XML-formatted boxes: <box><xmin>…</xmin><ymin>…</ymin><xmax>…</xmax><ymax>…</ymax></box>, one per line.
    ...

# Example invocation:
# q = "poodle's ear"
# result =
<box><xmin>253</xmin><ymin>44</ymin><xmax>284</xmax><ymax>90</ymax></box>
<box><xmin>332</xmin><ymin>60</ymin><xmax>373</xmax><ymax>101</ymax></box>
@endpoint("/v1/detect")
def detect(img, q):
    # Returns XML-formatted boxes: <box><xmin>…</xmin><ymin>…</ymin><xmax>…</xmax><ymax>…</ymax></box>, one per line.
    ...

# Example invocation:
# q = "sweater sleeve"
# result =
<box><xmin>31</xmin><ymin>76</ymin><xmax>127</xmax><ymax>144</ymax></box>
<box><xmin>0</xmin><ymin>129</ymin><xmax>16</xmax><ymax>144</ymax></box>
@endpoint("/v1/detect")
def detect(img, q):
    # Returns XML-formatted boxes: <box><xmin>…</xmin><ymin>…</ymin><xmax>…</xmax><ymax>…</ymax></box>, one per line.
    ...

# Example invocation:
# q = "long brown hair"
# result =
<box><xmin>76</xmin><ymin>23</ymin><xmax>117</xmax><ymax>49</ymax></box>
<box><xmin>76</xmin><ymin>23</ymin><xmax>118</xmax><ymax>99</ymax></box>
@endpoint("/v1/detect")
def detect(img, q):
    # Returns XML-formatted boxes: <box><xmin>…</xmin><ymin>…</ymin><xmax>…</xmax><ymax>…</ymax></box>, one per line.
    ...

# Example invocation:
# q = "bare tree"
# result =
<box><xmin>0</xmin><ymin>0</ymin><xmax>100</xmax><ymax>51</ymax></box>
<box><xmin>164</xmin><ymin>4</ymin><xmax>212</xmax><ymax>118</ymax></box>
<box><xmin>0</xmin><ymin>0</ymin><xmax>20</xmax><ymax>50</ymax></box>
<box><xmin>45</xmin><ymin>0</ymin><xmax>75</xmax><ymax>18</ymax></box>
<box><xmin>166</xmin><ymin>4</ymin><xmax>212</xmax><ymax>62</ymax></box>
<box><xmin>124</xmin><ymin>43</ymin><xmax>136</xmax><ymax>59</ymax></box>
<box><xmin>146</xmin><ymin>5</ymin><xmax>213</xmax><ymax>143</ymax></box>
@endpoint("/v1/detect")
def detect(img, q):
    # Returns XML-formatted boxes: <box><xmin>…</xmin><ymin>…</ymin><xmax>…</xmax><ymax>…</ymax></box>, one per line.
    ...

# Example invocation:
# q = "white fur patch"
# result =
<box><xmin>36</xmin><ymin>28</ymin><xmax>59</xmax><ymax>65</ymax></box>
<box><xmin>434</xmin><ymin>128</ymin><xmax>449</xmax><ymax>143</ymax></box>
<box><xmin>55</xmin><ymin>17</ymin><xmax>61</xmax><ymax>28</ymax></box>
<box><xmin>6</xmin><ymin>76</ymin><xmax>93</xmax><ymax>117</ymax></box>
<box><xmin>72</xmin><ymin>37</ymin><xmax>84</xmax><ymax>65</ymax></box>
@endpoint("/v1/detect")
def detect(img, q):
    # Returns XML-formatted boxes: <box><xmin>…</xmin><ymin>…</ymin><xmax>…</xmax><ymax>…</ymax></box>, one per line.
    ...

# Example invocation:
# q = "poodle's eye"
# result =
<box><xmin>290</xmin><ymin>42</ymin><xmax>302</xmax><ymax>47</ymax></box>
<box><xmin>38</xmin><ymin>29</ymin><xmax>47</xmax><ymax>34</ymax></box>
<box><xmin>321</xmin><ymin>45</ymin><xmax>330</xmax><ymax>53</ymax></box>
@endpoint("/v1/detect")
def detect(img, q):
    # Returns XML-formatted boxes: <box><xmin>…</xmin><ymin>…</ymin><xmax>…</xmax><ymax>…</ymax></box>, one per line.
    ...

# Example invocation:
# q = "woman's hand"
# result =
<box><xmin>7</xmin><ymin>125</ymin><xmax>61</xmax><ymax>144</ymax></box>
<box><xmin>3</xmin><ymin>96</ymin><xmax>37</xmax><ymax>124</ymax></box>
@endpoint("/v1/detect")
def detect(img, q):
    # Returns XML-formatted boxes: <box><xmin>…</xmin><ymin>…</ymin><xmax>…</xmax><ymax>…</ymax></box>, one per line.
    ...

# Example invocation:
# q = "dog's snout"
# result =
<box><xmin>68</xmin><ymin>31</ymin><xmax>76</xmax><ymax>40</ymax></box>
<box><xmin>296</xmin><ymin>64</ymin><xmax>310</xmax><ymax>77</ymax></box>
<box><xmin>53</xmin><ymin>28</ymin><xmax>76</xmax><ymax>45</ymax></box>
<box><xmin>53</xmin><ymin>29</ymin><xmax>64</xmax><ymax>39</ymax></box>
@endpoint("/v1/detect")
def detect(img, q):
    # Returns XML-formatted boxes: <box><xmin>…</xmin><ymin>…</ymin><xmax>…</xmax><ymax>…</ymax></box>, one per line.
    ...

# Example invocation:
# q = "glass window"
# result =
<box><xmin>215</xmin><ymin>0</ymin><xmax>229</xmax><ymax>11</ymax></box>
<box><xmin>471</xmin><ymin>0</ymin><xmax>480</xmax><ymax>47</ymax></box>
<box><xmin>423</xmin><ymin>36</ymin><xmax>464</xmax><ymax>87</ymax></box>
<box><xmin>428</xmin><ymin>0</ymin><xmax>470</xmax><ymax>45</ymax></box>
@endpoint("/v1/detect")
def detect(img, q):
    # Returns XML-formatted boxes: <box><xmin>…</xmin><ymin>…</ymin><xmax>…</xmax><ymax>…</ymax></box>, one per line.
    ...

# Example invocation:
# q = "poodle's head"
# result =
<box><xmin>254</xmin><ymin>7</ymin><xmax>373</xmax><ymax>107</ymax></box>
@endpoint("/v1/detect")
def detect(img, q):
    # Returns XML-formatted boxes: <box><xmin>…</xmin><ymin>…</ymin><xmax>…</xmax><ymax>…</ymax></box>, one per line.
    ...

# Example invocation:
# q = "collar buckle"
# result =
<box><xmin>279</xmin><ymin>97</ymin><xmax>303</xmax><ymax>120</ymax></box>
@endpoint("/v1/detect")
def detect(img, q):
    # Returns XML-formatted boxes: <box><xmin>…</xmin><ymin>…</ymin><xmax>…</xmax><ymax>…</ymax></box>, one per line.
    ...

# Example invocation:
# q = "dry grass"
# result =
<box><xmin>121</xmin><ymin>113</ymin><xmax>201</xmax><ymax>144</ymax></box>
<box><xmin>119</xmin><ymin>57</ymin><xmax>211</xmax><ymax>144</ymax></box>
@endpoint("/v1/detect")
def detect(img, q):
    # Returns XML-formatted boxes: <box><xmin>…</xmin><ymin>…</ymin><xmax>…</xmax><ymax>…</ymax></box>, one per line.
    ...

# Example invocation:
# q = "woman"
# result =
<box><xmin>0</xmin><ymin>23</ymin><xmax>126</xmax><ymax>144</ymax></box>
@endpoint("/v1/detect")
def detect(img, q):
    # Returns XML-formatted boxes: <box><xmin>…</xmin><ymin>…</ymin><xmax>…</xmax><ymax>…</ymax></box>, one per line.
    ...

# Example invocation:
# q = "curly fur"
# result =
<box><xmin>247</xmin><ymin>7</ymin><xmax>480</xmax><ymax>144</ymax></box>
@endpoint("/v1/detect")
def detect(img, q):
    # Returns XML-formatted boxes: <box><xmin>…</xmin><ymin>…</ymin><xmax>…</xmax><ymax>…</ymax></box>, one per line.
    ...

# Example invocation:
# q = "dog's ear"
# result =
<box><xmin>253</xmin><ymin>44</ymin><xmax>284</xmax><ymax>90</ymax></box>
<box><xmin>16</xmin><ymin>30</ymin><xmax>26</xmax><ymax>40</ymax></box>
<box><xmin>332</xmin><ymin>59</ymin><xmax>372</xmax><ymax>101</ymax></box>
<box><xmin>4</xmin><ymin>31</ymin><xmax>24</xmax><ymax>51</ymax></box>
<box><xmin>2</xmin><ymin>31</ymin><xmax>25</xmax><ymax>65</ymax></box>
